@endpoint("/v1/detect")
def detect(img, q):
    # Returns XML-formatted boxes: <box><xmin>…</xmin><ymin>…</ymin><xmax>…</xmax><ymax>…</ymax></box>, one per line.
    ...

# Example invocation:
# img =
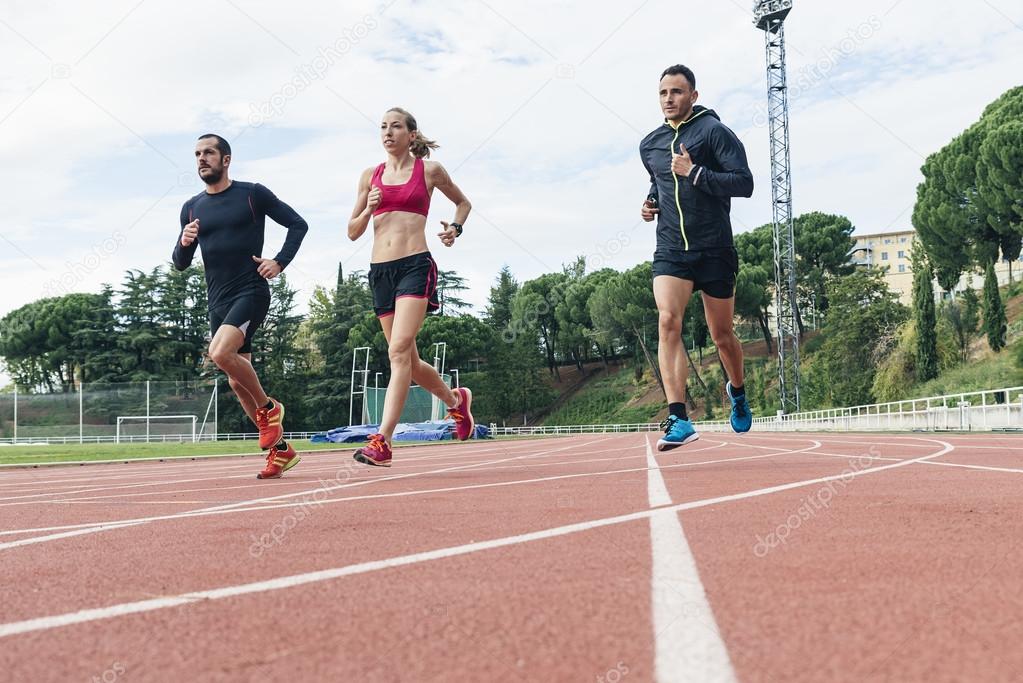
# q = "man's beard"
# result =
<box><xmin>199</xmin><ymin>167</ymin><xmax>223</xmax><ymax>185</ymax></box>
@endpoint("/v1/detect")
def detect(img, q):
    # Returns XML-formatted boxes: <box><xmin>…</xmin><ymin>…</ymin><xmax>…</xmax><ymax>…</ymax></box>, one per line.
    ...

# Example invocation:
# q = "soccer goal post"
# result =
<box><xmin>116</xmin><ymin>415</ymin><xmax>198</xmax><ymax>443</ymax></box>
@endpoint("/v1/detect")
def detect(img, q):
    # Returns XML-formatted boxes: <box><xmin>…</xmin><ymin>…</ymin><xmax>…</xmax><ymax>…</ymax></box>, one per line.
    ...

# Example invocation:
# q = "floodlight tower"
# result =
<box><xmin>754</xmin><ymin>0</ymin><xmax>800</xmax><ymax>413</ymax></box>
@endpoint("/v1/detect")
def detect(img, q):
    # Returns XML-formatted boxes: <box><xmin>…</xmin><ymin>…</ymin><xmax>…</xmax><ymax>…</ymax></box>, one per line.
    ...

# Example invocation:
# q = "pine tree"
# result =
<box><xmin>483</xmin><ymin>266</ymin><xmax>517</xmax><ymax>328</ymax></box>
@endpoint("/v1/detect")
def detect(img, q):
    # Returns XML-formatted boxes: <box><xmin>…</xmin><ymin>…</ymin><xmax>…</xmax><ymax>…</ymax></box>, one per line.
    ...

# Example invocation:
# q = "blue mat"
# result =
<box><xmin>311</xmin><ymin>421</ymin><xmax>490</xmax><ymax>444</ymax></box>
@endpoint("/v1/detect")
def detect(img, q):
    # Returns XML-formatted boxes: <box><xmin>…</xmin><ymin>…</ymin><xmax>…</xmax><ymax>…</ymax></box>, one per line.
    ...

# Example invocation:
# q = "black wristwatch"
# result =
<box><xmin>450</xmin><ymin>222</ymin><xmax>463</xmax><ymax>236</ymax></box>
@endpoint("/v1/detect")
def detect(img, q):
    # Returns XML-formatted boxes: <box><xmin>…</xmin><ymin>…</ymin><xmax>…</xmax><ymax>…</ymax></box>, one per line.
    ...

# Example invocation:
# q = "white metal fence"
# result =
<box><xmin>3</xmin><ymin>383</ymin><xmax>1019</xmax><ymax>446</ymax></box>
<box><xmin>490</xmin><ymin>386</ymin><xmax>1023</xmax><ymax>436</ymax></box>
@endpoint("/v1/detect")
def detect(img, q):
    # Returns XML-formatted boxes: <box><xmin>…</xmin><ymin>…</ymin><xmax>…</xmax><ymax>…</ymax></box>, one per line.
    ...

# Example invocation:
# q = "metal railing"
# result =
<box><xmin>490</xmin><ymin>386</ymin><xmax>1023</xmax><ymax>436</ymax></box>
<box><xmin>748</xmin><ymin>386</ymin><xmax>1023</xmax><ymax>432</ymax></box>
<box><xmin>3</xmin><ymin>386</ymin><xmax>1020</xmax><ymax>445</ymax></box>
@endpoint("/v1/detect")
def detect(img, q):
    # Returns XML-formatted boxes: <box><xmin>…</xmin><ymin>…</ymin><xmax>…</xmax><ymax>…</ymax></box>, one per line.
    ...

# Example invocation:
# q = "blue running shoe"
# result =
<box><xmin>726</xmin><ymin>381</ymin><xmax>753</xmax><ymax>433</ymax></box>
<box><xmin>657</xmin><ymin>414</ymin><xmax>699</xmax><ymax>451</ymax></box>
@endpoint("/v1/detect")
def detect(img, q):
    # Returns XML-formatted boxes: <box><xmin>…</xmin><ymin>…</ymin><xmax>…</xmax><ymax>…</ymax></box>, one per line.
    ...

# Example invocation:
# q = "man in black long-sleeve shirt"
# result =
<box><xmin>173</xmin><ymin>133</ymin><xmax>308</xmax><ymax>479</ymax></box>
<box><xmin>639</xmin><ymin>65</ymin><xmax>754</xmax><ymax>450</ymax></box>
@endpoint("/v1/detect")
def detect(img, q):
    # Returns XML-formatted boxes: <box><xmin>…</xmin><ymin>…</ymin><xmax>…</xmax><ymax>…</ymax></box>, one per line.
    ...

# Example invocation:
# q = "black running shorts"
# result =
<box><xmin>208</xmin><ymin>295</ymin><xmax>270</xmax><ymax>354</ymax></box>
<box><xmin>652</xmin><ymin>246</ymin><xmax>739</xmax><ymax>299</ymax></box>
<box><xmin>368</xmin><ymin>252</ymin><xmax>440</xmax><ymax>318</ymax></box>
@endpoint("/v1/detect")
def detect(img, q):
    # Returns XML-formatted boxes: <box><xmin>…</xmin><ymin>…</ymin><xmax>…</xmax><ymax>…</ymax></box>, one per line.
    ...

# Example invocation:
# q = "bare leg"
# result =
<box><xmin>702</xmin><ymin>294</ymin><xmax>744</xmax><ymax>388</ymax></box>
<box><xmin>379</xmin><ymin>315</ymin><xmax>459</xmax><ymax>409</ymax></box>
<box><xmin>654</xmin><ymin>275</ymin><xmax>695</xmax><ymax>405</ymax></box>
<box><xmin>208</xmin><ymin>327</ymin><xmax>270</xmax><ymax>418</ymax></box>
<box><xmin>378</xmin><ymin>298</ymin><xmax>428</xmax><ymax>443</ymax></box>
<box><xmin>227</xmin><ymin>353</ymin><xmax>260</xmax><ymax>425</ymax></box>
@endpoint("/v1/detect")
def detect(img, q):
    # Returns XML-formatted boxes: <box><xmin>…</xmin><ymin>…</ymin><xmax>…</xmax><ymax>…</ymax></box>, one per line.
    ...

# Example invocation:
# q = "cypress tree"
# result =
<box><xmin>911</xmin><ymin>248</ymin><xmax>938</xmax><ymax>381</ymax></box>
<box><xmin>982</xmin><ymin>263</ymin><xmax>1007</xmax><ymax>351</ymax></box>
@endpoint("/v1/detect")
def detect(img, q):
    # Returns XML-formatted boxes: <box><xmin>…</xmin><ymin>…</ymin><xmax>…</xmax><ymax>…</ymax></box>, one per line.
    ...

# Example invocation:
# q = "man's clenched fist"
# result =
<box><xmin>180</xmin><ymin>219</ymin><xmax>199</xmax><ymax>247</ymax></box>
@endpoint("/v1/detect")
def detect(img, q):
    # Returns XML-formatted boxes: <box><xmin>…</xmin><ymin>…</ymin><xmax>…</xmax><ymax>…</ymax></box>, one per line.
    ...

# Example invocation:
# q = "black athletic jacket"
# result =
<box><xmin>640</xmin><ymin>106</ymin><xmax>753</xmax><ymax>252</ymax></box>
<box><xmin>172</xmin><ymin>181</ymin><xmax>308</xmax><ymax>306</ymax></box>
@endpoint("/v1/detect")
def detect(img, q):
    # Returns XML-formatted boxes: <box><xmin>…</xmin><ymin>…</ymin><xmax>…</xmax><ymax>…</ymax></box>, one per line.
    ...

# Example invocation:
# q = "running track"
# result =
<box><xmin>1</xmin><ymin>432</ymin><xmax>1021</xmax><ymax>682</ymax></box>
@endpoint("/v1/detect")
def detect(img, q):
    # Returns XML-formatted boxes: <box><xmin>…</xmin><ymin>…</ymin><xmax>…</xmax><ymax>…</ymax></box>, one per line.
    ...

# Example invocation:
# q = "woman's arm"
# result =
<box><xmin>348</xmin><ymin>167</ymin><xmax>380</xmax><ymax>241</ymax></box>
<box><xmin>428</xmin><ymin>162</ymin><xmax>472</xmax><ymax>247</ymax></box>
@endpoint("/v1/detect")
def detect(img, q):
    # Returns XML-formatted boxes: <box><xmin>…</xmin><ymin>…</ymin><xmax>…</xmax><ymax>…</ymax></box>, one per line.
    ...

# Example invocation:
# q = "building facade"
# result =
<box><xmin>850</xmin><ymin>228</ymin><xmax>1020</xmax><ymax>305</ymax></box>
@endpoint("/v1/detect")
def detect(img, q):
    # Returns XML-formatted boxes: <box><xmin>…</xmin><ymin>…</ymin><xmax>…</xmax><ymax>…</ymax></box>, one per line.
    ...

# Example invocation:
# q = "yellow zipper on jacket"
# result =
<box><xmin>666</xmin><ymin>109</ymin><xmax>711</xmax><ymax>251</ymax></box>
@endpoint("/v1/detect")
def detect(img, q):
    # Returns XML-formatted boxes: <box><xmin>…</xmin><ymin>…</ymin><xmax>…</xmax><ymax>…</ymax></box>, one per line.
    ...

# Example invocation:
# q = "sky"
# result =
<box><xmin>1</xmin><ymin>0</ymin><xmax>1021</xmax><ymax>364</ymax></box>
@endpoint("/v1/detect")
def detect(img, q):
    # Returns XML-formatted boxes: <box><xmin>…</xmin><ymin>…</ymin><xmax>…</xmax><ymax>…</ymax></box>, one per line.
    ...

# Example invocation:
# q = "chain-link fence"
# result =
<box><xmin>0</xmin><ymin>381</ymin><xmax>218</xmax><ymax>444</ymax></box>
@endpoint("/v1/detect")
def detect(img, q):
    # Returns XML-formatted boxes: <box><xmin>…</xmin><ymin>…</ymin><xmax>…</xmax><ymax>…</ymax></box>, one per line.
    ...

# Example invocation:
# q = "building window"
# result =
<box><xmin>898</xmin><ymin>250</ymin><xmax>905</xmax><ymax>258</ymax></box>
<box><xmin>884</xmin><ymin>239</ymin><xmax>892</xmax><ymax>244</ymax></box>
<box><xmin>881</xmin><ymin>252</ymin><xmax>889</xmax><ymax>261</ymax></box>
<box><xmin>900</xmin><ymin>237</ymin><xmax>908</xmax><ymax>243</ymax></box>
<box><xmin>898</xmin><ymin>264</ymin><xmax>906</xmax><ymax>273</ymax></box>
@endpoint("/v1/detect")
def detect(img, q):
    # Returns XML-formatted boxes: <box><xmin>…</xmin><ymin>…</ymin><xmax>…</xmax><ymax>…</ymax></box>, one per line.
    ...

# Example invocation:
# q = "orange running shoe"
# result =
<box><xmin>256</xmin><ymin>442</ymin><xmax>300</xmax><ymax>479</ymax></box>
<box><xmin>446</xmin><ymin>387</ymin><xmax>475</xmax><ymax>441</ymax></box>
<box><xmin>254</xmin><ymin>398</ymin><xmax>284</xmax><ymax>450</ymax></box>
<box><xmin>353</xmin><ymin>433</ymin><xmax>392</xmax><ymax>467</ymax></box>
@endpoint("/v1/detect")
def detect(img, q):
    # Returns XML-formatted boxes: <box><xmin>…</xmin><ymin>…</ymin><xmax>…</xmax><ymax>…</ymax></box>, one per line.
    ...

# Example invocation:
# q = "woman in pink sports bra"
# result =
<box><xmin>347</xmin><ymin>107</ymin><xmax>475</xmax><ymax>467</ymax></box>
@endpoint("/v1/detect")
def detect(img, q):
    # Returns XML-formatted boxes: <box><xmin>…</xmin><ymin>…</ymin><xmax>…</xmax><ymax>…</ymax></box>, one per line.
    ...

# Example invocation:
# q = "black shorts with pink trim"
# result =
<box><xmin>368</xmin><ymin>251</ymin><xmax>440</xmax><ymax>318</ymax></box>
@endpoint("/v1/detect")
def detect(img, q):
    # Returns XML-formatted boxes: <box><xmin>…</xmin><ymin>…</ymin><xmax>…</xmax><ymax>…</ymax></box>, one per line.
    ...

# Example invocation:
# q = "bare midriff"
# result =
<box><xmin>371</xmin><ymin>211</ymin><xmax>430</xmax><ymax>263</ymax></box>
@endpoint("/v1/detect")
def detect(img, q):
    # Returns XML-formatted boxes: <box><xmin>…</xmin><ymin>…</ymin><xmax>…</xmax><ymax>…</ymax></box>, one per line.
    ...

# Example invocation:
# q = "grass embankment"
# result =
<box><xmin>911</xmin><ymin>349</ymin><xmax>1023</xmax><ymax>399</ymax></box>
<box><xmin>541</xmin><ymin>366</ymin><xmax>664</xmax><ymax>426</ymax></box>
<box><xmin>902</xmin><ymin>285</ymin><xmax>1023</xmax><ymax>401</ymax></box>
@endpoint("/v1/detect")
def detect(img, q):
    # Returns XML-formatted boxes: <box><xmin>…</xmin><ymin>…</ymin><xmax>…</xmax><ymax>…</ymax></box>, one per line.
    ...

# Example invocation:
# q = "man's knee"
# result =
<box><xmin>658</xmin><ymin>310</ymin><xmax>683</xmax><ymax>338</ymax></box>
<box><xmin>710</xmin><ymin>326</ymin><xmax>737</xmax><ymax>349</ymax></box>
<box><xmin>209</xmin><ymin>345</ymin><xmax>235</xmax><ymax>368</ymax></box>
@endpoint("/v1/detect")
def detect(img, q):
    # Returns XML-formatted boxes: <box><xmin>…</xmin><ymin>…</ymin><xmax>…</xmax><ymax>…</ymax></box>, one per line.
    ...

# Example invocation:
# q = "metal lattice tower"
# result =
<box><xmin>754</xmin><ymin>0</ymin><xmax>800</xmax><ymax>413</ymax></box>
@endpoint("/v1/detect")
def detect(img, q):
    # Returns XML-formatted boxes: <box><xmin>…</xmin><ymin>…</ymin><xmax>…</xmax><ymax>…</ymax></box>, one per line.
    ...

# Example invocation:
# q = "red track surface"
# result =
<box><xmin>1</xmin><ymin>432</ymin><xmax>1021</xmax><ymax>682</ymax></box>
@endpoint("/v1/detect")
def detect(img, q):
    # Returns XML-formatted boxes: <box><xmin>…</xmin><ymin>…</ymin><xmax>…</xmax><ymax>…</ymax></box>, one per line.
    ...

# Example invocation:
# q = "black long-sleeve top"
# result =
<box><xmin>172</xmin><ymin>181</ymin><xmax>308</xmax><ymax>306</ymax></box>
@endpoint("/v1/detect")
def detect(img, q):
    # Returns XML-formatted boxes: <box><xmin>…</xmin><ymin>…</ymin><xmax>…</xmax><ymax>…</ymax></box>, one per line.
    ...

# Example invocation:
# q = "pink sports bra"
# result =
<box><xmin>371</xmin><ymin>158</ymin><xmax>431</xmax><ymax>217</ymax></box>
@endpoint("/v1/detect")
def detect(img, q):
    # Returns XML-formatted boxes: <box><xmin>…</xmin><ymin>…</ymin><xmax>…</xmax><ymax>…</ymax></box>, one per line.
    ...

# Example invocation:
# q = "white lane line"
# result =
<box><xmin>18</xmin><ymin>440</ymin><xmax>853</xmax><ymax>538</ymax></box>
<box><xmin>800</xmin><ymin>451</ymin><xmax>903</xmax><ymax>462</ymax></box>
<box><xmin>0</xmin><ymin>437</ymin><xmax>560</xmax><ymax>472</ymax></box>
<box><xmin>0</xmin><ymin>439</ymin><xmax>554</xmax><ymax>496</ymax></box>
<box><xmin>919</xmin><ymin>461</ymin><xmax>1023</xmax><ymax>474</ymax></box>
<box><xmin>932</xmin><ymin>444</ymin><xmax>1023</xmax><ymax>450</ymax></box>
<box><xmin>47</xmin><ymin>501</ymin><xmax>218</xmax><ymax>505</ymax></box>
<box><xmin>798</xmin><ymin>437</ymin><xmax>934</xmax><ymax>448</ymax></box>
<box><xmin>0</xmin><ymin>444</ymin><xmax>652</xmax><ymax>509</ymax></box>
<box><xmin>0</xmin><ymin>439</ymin><xmax>953</xmax><ymax>640</ymax></box>
<box><xmin>187</xmin><ymin>436</ymin><xmax>615</xmax><ymax>515</ymax></box>
<box><xmin>0</xmin><ymin>438</ymin><xmax>551</xmax><ymax>489</ymax></box>
<box><xmin>0</xmin><ymin>523</ymin><xmax>144</xmax><ymax>551</ymax></box>
<box><xmin>646</xmin><ymin>438</ymin><xmax>737</xmax><ymax>683</ymax></box>
<box><xmin>0</xmin><ymin>436</ymin><xmax>619</xmax><ymax>542</ymax></box>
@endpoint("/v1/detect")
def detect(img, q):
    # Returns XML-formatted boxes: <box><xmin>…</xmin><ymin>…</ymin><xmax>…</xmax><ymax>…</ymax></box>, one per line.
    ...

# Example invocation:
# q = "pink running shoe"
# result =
<box><xmin>354</xmin><ymin>433</ymin><xmax>392</xmax><ymax>467</ymax></box>
<box><xmin>447</xmin><ymin>387</ymin><xmax>476</xmax><ymax>441</ymax></box>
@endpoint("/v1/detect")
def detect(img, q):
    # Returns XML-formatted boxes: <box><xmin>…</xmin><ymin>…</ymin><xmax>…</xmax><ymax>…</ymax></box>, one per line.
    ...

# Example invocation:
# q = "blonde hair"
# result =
<box><xmin>387</xmin><ymin>107</ymin><xmax>439</xmax><ymax>158</ymax></box>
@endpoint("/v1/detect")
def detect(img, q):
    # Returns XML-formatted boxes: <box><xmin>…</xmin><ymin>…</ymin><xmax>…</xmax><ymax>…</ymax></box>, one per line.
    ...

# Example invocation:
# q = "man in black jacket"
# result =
<box><xmin>639</xmin><ymin>64</ymin><xmax>754</xmax><ymax>449</ymax></box>
<box><xmin>173</xmin><ymin>133</ymin><xmax>308</xmax><ymax>478</ymax></box>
